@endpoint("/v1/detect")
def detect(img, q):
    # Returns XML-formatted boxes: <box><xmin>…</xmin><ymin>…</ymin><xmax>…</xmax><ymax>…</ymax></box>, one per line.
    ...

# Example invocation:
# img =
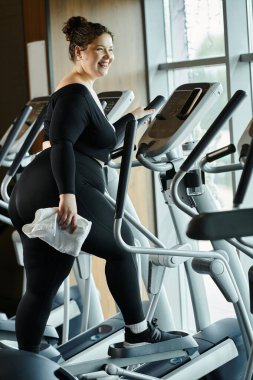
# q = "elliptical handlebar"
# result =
<box><xmin>136</xmin><ymin>151</ymin><xmax>173</xmax><ymax>172</ymax></box>
<box><xmin>114</xmin><ymin>120</ymin><xmax>138</xmax><ymax>220</ymax></box>
<box><xmin>181</xmin><ymin>90</ymin><xmax>246</xmax><ymax>172</ymax></box>
<box><xmin>137</xmin><ymin>95</ymin><xmax>166</xmax><ymax>126</ymax></box>
<box><xmin>1</xmin><ymin>105</ymin><xmax>48</xmax><ymax>203</ymax></box>
<box><xmin>0</xmin><ymin>105</ymin><xmax>33</xmax><ymax>167</ymax></box>
<box><xmin>199</xmin><ymin>144</ymin><xmax>243</xmax><ymax>174</ymax></box>
<box><xmin>233</xmin><ymin>132</ymin><xmax>253</xmax><ymax>207</ymax></box>
<box><xmin>7</xmin><ymin>105</ymin><xmax>47</xmax><ymax>177</ymax></box>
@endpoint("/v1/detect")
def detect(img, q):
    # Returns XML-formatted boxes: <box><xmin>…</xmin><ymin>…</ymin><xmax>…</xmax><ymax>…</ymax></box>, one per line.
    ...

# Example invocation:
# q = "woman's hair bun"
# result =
<box><xmin>62</xmin><ymin>16</ymin><xmax>88</xmax><ymax>41</ymax></box>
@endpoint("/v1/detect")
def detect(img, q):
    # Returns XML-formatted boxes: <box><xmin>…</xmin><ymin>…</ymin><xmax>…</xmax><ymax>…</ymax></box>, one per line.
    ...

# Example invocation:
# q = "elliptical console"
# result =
<box><xmin>138</xmin><ymin>82</ymin><xmax>222</xmax><ymax>158</ymax></box>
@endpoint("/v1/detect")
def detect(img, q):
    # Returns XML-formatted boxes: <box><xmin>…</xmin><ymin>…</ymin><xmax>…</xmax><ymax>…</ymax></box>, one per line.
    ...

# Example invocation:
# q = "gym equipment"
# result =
<box><xmin>98</xmin><ymin>90</ymin><xmax>134</xmax><ymax>124</ymax></box>
<box><xmin>168</xmin><ymin>89</ymin><xmax>253</xmax><ymax>338</ymax></box>
<box><xmin>0</xmin><ymin>101</ymin><xmax>37</xmax><ymax>227</ymax></box>
<box><xmin>107</xmin><ymin>86</ymin><xmax>250</xmax><ymax>379</ymax></box>
<box><xmin>0</xmin><ymin>96</ymin><xmax>49</xmax><ymax>168</ymax></box>
<box><xmin>187</xmin><ymin>115</ymin><xmax>253</xmax><ymax>380</ymax></box>
<box><xmin>237</xmin><ymin>117</ymin><xmax>253</xmax><ymax>165</ymax></box>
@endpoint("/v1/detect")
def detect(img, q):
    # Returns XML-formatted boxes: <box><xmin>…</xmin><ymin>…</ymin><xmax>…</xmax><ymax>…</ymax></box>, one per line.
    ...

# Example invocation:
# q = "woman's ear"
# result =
<box><xmin>75</xmin><ymin>45</ymin><xmax>83</xmax><ymax>61</ymax></box>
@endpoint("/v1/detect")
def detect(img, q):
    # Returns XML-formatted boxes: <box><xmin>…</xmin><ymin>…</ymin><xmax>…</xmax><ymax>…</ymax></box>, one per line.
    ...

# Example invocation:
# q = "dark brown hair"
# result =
<box><xmin>62</xmin><ymin>16</ymin><xmax>113</xmax><ymax>61</ymax></box>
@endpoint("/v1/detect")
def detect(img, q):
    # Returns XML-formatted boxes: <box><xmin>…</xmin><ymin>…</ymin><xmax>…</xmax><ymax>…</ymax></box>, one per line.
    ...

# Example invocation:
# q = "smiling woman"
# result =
<box><xmin>7</xmin><ymin>15</ymin><xmax>175</xmax><ymax>354</ymax></box>
<box><xmin>62</xmin><ymin>16</ymin><xmax>114</xmax><ymax>81</ymax></box>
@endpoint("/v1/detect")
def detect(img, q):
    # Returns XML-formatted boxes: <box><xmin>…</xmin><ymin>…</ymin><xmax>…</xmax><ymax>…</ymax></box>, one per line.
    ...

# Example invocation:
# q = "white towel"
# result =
<box><xmin>22</xmin><ymin>208</ymin><xmax>92</xmax><ymax>257</ymax></box>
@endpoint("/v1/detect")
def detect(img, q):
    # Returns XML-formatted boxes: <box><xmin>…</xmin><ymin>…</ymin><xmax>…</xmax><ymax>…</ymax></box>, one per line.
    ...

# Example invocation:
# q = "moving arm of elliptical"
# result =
<box><xmin>199</xmin><ymin>143</ymin><xmax>242</xmax><ymax>173</ymax></box>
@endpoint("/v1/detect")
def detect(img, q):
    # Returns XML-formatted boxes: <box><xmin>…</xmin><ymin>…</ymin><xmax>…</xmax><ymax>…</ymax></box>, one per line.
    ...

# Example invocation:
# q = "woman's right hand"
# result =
<box><xmin>42</xmin><ymin>140</ymin><xmax>51</xmax><ymax>150</ymax></box>
<box><xmin>131</xmin><ymin>106</ymin><xmax>155</xmax><ymax>124</ymax></box>
<box><xmin>56</xmin><ymin>193</ymin><xmax>77</xmax><ymax>233</ymax></box>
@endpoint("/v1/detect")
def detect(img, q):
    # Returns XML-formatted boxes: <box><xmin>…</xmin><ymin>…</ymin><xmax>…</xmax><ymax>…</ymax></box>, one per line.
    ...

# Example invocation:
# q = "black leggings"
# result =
<box><xmin>8</xmin><ymin>149</ymin><xmax>145</xmax><ymax>352</ymax></box>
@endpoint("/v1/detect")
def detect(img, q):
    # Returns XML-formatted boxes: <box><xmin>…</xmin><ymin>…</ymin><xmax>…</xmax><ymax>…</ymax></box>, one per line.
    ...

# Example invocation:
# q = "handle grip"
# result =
<box><xmin>205</xmin><ymin>144</ymin><xmax>236</xmax><ymax>163</ymax></box>
<box><xmin>137</xmin><ymin>95</ymin><xmax>166</xmax><ymax>126</ymax></box>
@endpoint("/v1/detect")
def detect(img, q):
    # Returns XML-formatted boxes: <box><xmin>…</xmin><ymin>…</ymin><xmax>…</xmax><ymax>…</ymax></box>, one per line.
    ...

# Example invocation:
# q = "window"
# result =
<box><xmin>165</xmin><ymin>0</ymin><xmax>225</xmax><ymax>61</ymax></box>
<box><xmin>163</xmin><ymin>0</ymin><xmax>232</xmax><ymax>208</ymax></box>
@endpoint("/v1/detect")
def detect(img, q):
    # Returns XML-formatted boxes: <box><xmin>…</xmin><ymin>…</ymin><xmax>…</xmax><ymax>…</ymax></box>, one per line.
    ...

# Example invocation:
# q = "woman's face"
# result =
<box><xmin>79</xmin><ymin>33</ymin><xmax>114</xmax><ymax>79</ymax></box>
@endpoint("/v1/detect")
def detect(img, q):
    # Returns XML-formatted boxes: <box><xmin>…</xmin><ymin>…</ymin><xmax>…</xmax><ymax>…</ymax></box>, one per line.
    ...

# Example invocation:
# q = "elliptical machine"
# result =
<box><xmin>107</xmin><ymin>85</ymin><xmax>250</xmax><ymax>379</ymax></box>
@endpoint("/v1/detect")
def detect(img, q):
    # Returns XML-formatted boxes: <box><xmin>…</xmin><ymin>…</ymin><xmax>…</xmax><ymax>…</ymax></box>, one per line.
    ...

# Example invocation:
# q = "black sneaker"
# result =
<box><xmin>124</xmin><ymin>318</ymin><xmax>182</xmax><ymax>347</ymax></box>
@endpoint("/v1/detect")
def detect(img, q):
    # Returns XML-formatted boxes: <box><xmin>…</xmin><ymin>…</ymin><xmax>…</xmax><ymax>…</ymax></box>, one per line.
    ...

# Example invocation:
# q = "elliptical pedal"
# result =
<box><xmin>108</xmin><ymin>332</ymin><xmax>199</xmax><ymax>359</ymax></box>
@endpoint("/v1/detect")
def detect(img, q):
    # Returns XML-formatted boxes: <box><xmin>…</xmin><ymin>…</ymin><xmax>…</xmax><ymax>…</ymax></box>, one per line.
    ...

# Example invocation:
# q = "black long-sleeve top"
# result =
<box><xmin>43</xmin><ymin>83</ymin><xmax>134</xmax><ymax>195</ymax></box>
